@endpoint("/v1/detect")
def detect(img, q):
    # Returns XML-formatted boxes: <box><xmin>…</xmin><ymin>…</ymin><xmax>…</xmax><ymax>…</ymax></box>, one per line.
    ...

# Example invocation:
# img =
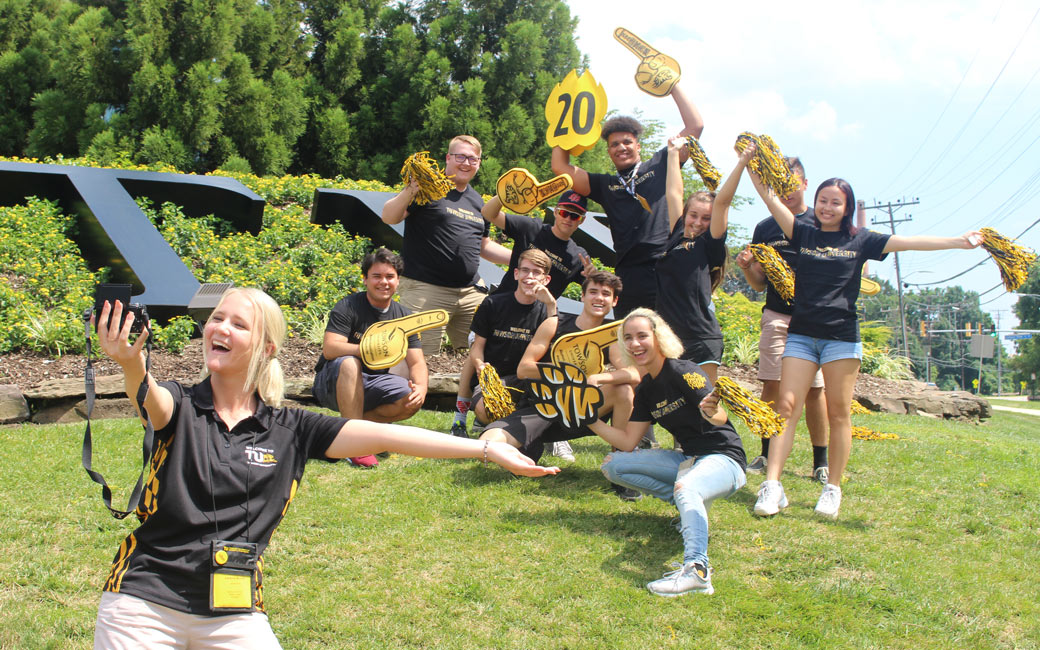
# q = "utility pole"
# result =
<box><xmin>863</xmin><ymin>198</ymin><xmax>919</xmax><ymax>360</ymax></box>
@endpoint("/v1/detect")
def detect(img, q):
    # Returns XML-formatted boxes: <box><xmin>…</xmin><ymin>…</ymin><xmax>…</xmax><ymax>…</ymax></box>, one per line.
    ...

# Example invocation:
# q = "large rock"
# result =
<box><xmin>24</xmin><ymin>374</ymin><xmax>126</xmax><ymax>400</ymax></box>
<box><xmin>32</xmin><ymin>397</ymin><xmax>139</xmax><ymax>424</ymax></box>
<box><xmin>0</xmin><ymin>384</ymin><xmax>30</xmax><ymax>424</ymax></box>
<box><xmin>857</xmin><ymin>389</ymin><xmax>990</xmax><ymax>421</ymax></box>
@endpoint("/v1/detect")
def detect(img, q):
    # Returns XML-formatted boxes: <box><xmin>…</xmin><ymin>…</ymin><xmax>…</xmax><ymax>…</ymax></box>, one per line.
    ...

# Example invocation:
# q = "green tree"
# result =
<box><xmin>1009</xmin><ymin>261</ymin><xmax>1040</xmax><ymax>392</ymax></box>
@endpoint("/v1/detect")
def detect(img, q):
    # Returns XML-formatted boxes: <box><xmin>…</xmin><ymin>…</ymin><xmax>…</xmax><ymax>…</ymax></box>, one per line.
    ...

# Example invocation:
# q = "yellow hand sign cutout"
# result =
<box><xmin>613</xmin><ymin>28</ymin><xmax>681</xmax><ymax>97</ymax></box>
<box><xmin>497</xmin><ymin>169</ymin><xmax>574</xmax><ymax>215</ymax></box>
<box><xmin>359</xmin><ymin>310</ymin><xmax>449</xmax><ymax>370</ymax></box>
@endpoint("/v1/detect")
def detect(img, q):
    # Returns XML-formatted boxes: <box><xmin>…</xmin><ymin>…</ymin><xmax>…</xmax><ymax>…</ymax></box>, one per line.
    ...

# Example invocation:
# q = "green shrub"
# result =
<box><xmin>150</xmin><ymin>315</ymin><xmax>197</xmax><ymax>354</ymax></box>
<box><xmin>0</xmin><ymin>198</ymin><xmax>99</xmax><ymax>355</ymax></box>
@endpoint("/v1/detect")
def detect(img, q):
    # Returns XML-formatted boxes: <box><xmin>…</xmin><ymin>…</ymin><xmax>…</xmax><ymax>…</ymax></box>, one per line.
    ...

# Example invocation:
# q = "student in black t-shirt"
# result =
<box><xmin>467</xmin><ymin>248</ymin><xmax>553</xmax><ymax>425</ymax></box>
<box><xmin>551</xmin><ymin>82</ymin><xmax>705</xmax><ymax>317</ymax></box>
<box><xmin>90</xmin><ymin>288</ymin><xmax>557</xmax><ymax>648</ymax></box>
<box><xmin>312</xmin><ymin>248</ymin><xmax>428</xmax><ymax>467</ymax></box>
<box><xmin>480</xmin><ymin>271</ymin><xmax>638</xmax><ymax>462</ymax></box>
<box><xmin>654</xmin><ymin>136</ymin><xmax>733</xmax><ymax>384</ymax></box>
<box><xmin>448</xmin><ymin>191</ymin><xmax>595</xmax><ymax>437</ymax></box>
<box><xmin>735</xmin><ymin>156</ymin><xmax>830</xmax><ymax>482</ymax></box>
<box><xmin>590</xmin><ymin>308</ymin><xmax>746</xmax><ymax>598</ymax></box>
<box><xmin>381</xmin><ymin>135</ymin><xmax>512</xmax><ymax>356</ymax></box>
<box><xmin>739</xmin><ymin>150</ymin><xmax>982</xmax><ymax>520</ymax></box>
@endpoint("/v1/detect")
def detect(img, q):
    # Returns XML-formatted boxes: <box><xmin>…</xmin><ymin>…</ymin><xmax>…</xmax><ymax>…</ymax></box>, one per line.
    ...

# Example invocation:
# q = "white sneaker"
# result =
<box><xmin>753</xmin><ymin>480</ymin><xmax>788</xmax><ymax>516</ymax></box>
<box><xmin>815</xmin><ymin>484</ymin><xmax>842</xmax><ymax>519</ymax></box>
<box><xmin>551</xmin><ymin>440</ymin><xmax>575</xmax><ymax>462</ymax></box>
<box><xmin>647</xmin><ymin>562</ymin><xmax>714</xmax><ymax>597</ymax></box>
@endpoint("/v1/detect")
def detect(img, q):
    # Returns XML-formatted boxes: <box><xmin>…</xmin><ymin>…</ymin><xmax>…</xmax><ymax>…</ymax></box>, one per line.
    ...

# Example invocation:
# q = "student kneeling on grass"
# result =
<box><xmin>312</xmin><ymin>247</ymin><xmax>429</xmax><ymax>468</ymax></box>
<box><xmin>479</xmin><ymin>270</ymin><xmax>638</xmax><ymax>463</ymax></box>
<box><xmin>90</xmin><ymin>288</ymin><xmax>557</xmax><ymax>649</ymax></box>
<box><xmin>588</xmin><ymin>308</ymin><xmax>747</xmax><ymax>597</ymax></box>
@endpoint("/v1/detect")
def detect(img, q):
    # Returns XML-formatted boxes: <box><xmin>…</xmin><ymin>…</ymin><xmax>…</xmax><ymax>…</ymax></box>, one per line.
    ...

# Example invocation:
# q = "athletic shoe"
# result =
<box><xmin>612</xmin><ymin>483</ymin><xmax>643</xmax><ymax>502</ymax></box>
<box><xmin>647</xmin><ymin>562</ymin><xmax>714</xmax><ymax>597</ymax></box>
<box><xmin>813</xmin><ymin>466</ymin><xmax>829</xmax><ymax>485</ymax></box>
<box><xmin>815</xmin><ymin>484</ymin><xmax>842</xmax><ymax>519</ymax></box>
<box><xmin>753</xmin><ymin>480</ymin><xmax>788</xmax><ymax>516</ymax></box>
<box><xmin>551</xmin><ymin>441</ymin><xmax>576</xmax><ymax>462</ymax></box>
<box><xmin>348</xmin><ymin>455</ymin><xmax>379</xmax><ymax>468</ymax></box>
<box><xmin>450</xmin><ymin>421</ymin><xmax>469</xmax><ymax>438</ymax></box>
<box><xmin>746</xmin><ymin>455</ymin><xmax>767</xmax><ymax>474</ymax></box>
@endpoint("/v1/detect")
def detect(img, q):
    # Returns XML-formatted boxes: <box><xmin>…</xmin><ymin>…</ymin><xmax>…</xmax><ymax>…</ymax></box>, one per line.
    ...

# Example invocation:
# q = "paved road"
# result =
<box><xmin>990</xmin><ymin>404</ymin><xmax>1040</xmax><ymax>416</ymax></box>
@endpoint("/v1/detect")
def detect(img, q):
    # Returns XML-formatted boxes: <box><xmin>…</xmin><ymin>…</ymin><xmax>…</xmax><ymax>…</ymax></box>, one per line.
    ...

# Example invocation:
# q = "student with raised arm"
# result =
<box><xmin>741</xmin><ymin>148</ymin><xmax>982</xmax><ymax>519</ymax></box>
<box><xmin>590</xmin><ymin>309</ymin><xmax>747</xmax><ymax>597</ymax></box>
<box><xmin>652</xmin><ymin>136</ymin><xmax>733</xmax><ymax>384</ymax></box>
<box><xmin>381</xmin><ymin>135</ymin><xmax>512</xmax><ymax>356</ymax></box>
<box><xmin>551</xmin><ymin>82</ymin><xmax>705</xmax><ymax>317</ymax></box>
<box><xmin>89</xmin><ymin>289</ymin><xmax>556</xmax><ymax>648</ymax></box>
<box><xmin>735</xmin><ymin>156</ymin><xmax>830</xmax><ymax>482</ymax></box>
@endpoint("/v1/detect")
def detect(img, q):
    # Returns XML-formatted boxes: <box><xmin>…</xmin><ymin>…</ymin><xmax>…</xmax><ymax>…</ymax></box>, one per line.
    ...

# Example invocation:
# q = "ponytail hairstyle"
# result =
<box><xmin>813</xmin><ymin>178</ymin><xmax>858</xmax><ymax>236</ymax></box>
<box><xmin>710</xmin><ymin>254</ymin><xmax>728</xmax><ymax>293</ymax></box>
<box><xmin>202</xmin><ymin>287</ymin><xmax>286</xmax><ymax>407</ymax></box>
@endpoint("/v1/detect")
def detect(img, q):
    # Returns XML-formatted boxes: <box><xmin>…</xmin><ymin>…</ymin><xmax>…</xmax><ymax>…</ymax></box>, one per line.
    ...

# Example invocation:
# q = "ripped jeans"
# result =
<box><xmin>602</xmin><ymin>449</ymin><xmax>745</xmax><ymax>567</ymax></box>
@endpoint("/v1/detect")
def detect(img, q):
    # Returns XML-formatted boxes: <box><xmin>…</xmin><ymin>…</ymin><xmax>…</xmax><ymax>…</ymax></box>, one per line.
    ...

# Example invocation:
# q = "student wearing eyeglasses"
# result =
<box><xmin>382</xmin><ymin>135</ymin><xmax>512</xmax><ymax>356</ymax></box>
<box><xmin>448</xmin><ymin>190</ymin><xmax>595</xmax><ymax>439</ymax></box>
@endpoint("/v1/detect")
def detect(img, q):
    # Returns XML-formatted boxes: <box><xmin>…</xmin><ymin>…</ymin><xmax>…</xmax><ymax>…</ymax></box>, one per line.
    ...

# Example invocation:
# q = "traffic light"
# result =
<box><xmin>966</xmin><ymin>322</ymin><xmax>973</xmax><ymax>337</ymax></box>
<box><xmin>919</xmin><ymin>321</ymin><xmax>927</xmax><ymax>337</ymax></box>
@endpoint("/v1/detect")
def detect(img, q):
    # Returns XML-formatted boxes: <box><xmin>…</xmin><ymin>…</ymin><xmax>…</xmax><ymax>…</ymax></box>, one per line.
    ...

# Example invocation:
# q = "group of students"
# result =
<box><xmin>86</xmin><ymin>78</ymin><xmax>982</xmax><ymax>646</ymax></box>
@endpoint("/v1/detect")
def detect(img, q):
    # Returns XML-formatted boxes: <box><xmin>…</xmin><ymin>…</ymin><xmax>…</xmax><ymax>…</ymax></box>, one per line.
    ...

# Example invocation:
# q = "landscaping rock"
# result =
<box><xmin>24</xmin><ymin>374</ymin><xmax>126</xmax><ymax>400</ymax></box>
<box><xmin>0</xmin><ymin>384</ymin><xmax>30</xmax><ymax>424</ymax></box>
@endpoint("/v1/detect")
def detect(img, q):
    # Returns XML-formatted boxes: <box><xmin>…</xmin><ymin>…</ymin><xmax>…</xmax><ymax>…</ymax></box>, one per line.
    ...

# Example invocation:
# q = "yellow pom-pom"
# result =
<box><xmin>684</xmin><ymin>136</ymin><xmax>721</xmax><ymax>192</ymax></box>
<box><xmin>401</xmin><ymin>151</ymin><xmax>455</xmax><ymax>206</ymax></box>
<box><xmin>850</xmin><ymin>399</ymin><xmax>871</xmax><ymax>415</ymax></box>
<box><xmin>749</xmin><ymin>243</ymin><xmax>795</xmax><ymax>302</ymax></box>
<box><xmin>478</xmin><ymin>364</ymin><xmax>521</xmax><ymax>421</ymax></box>
<box><xmin>979</xmin><ymin>227</ymin><xmax>1037</xmax><ymax>292</ymax></box>
<box><xmin>851</xmin><ymin>425</ymin><xmax>899</xmax><ymax>441</ymax></box>
<box><xmin>713</xmin><ymin>376</ymin><xmax>785</xmax><ymax>439</ymax></box>
<box><xmin>735</xmin><ymin>132</ymin><xmax>800</xmax><ymax>198</ymax></box>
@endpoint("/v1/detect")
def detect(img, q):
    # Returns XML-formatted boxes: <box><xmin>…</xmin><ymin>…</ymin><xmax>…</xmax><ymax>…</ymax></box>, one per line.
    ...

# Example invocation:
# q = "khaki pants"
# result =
<box><xmin>398</xmin><ymin>276</ymin><xmax>486</xmax><ymax>356</ymax></box>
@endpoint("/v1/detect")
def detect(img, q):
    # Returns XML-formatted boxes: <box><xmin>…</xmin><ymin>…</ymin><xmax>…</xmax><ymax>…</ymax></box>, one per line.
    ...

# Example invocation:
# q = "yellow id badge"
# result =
<box><xmin>211</xmin><ymin>569</ymin><xmax>254</xmax><ymax>610</ymax></box>
<box><xmin>209</xmin><ymin>540</ymin><xmax>257</xmax><ymax>612</ymax></box>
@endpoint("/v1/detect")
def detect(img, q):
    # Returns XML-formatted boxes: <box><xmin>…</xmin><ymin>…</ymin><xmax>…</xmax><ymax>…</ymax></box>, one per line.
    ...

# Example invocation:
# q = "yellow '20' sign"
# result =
<box><xmin>544</xmin><ymin>69</ymin><xmax>608</xmax><ymax>156</ymax></box>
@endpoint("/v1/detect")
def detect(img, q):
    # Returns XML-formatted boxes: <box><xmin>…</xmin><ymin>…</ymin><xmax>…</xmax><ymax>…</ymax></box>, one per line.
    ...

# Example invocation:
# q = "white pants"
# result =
<box><xmin>94</xmin><ymin>592</ymin><xmax>282</xmax><ymax>649</ymax></box>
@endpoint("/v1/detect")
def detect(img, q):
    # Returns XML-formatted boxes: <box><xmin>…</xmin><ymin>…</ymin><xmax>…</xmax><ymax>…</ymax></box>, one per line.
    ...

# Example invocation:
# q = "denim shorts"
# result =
<box><xmin>782</xmin><ymin>332</ymin><xmax>862</xmax><ymax>365</ymax></box>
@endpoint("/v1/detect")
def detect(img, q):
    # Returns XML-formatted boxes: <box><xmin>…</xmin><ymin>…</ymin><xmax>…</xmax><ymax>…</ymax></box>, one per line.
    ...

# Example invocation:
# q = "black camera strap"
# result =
<box><xmin>82</xmin><ymin>318</ymin><xmax>158</xmax><ymax>520</ymax></box>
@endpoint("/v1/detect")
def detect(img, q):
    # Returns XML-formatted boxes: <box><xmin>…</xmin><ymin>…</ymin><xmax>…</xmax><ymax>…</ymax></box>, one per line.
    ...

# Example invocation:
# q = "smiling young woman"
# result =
<box><xmin>89</xmin><ymin>287</ymin><xmax>558</xmax><ymax>647</ymax></box>
<box><xmin>738</xmin><ymin>145</ymin><xmax>982</xmax><ymax>520</ymax></box>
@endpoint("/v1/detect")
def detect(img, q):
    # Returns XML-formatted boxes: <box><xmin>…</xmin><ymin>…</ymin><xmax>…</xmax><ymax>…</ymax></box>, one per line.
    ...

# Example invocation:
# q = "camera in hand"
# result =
<box><xmin>90</xmin><ymin>283</ymin><xmax>149</xmax><ymax>333</ymax></box>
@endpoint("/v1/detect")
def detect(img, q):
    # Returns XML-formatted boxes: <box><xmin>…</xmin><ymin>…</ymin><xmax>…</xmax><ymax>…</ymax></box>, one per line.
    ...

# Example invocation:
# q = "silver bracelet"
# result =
<box><xmin>482</xmin><ymin>440</ymin><xmax>489</xmax><ymax>465</ymax></box>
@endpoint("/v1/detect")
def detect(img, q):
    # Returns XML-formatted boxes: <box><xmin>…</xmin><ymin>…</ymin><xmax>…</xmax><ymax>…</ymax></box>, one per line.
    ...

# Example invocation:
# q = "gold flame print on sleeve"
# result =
<box><xmin>400</xmin><ymin>151</ymin><xmax>455</xmax><ymax>205</ymax></box>
<box><xmin>613</xmin><ymin>28</ymin><xmax>681</xmax><ymax>97</ymax></box>
<box><xmin>497</xmin><ymin>169</ymin><xmax>574</xmax><ymax>215</ymax></box>
<box><xmin>713</xmin><ymin>376</ymin><xmax>786</xmax><ymax>439</ymax></box>
<box><xmin>549</xmin><ymin>321</ymin><xmax>621</xmax><ymax>376</ymax></box>
<box><xmin>545</xmin><ymin>69</ymin><xmax>609</xmax><ymax>155</ymax></box>
<box><xmin>527</xmin><ymin>362</ymin><xmax>604</xmax><ymax>430</ymax></box>
<box><xmin>359</xmin><ymin>310</ymin><xmax>449</xmax><ymax>370</ymax></box>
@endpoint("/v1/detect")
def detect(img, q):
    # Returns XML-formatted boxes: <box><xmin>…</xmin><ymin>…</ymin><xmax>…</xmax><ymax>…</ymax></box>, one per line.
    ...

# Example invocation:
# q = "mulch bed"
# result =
<box><xmin>0</xmin><ymin>339</ymin><xmax>918</xmax><ymax>403</ymax></box>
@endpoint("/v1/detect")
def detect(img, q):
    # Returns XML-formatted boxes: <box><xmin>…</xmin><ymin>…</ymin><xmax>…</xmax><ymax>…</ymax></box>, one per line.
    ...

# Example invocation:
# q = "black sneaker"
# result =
<box><xmin>450</xmin><ymin>421</ymin><xmax>469</xmax><ymax>438</ymax></box>
<box><xmin>612</xmin><ymin>483</ymin><xmax>643</xmax><ymax>501</ymax></box>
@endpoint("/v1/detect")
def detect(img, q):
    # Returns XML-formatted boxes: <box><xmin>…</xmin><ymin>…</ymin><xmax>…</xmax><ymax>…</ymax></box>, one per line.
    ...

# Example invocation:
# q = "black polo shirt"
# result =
<box><xmin>102</xmin><ymin>379</ymin><xmax>344</xmax><ymax>615</ymax></box>
<box><xmin>656</xmin><ymin>219</ymin><xmax>726</xmax><ymax>341</ymax></box>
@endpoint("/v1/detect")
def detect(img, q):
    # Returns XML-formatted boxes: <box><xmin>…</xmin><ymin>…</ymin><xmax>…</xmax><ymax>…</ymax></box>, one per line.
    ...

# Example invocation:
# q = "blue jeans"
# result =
<box><xmin>602</xmin><ymin>449</ymin><xmax>745</xmax><ymax>567</ymax></box>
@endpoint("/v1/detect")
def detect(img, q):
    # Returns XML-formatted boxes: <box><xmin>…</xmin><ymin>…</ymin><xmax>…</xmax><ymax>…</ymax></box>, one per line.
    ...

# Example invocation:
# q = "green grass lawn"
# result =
<box><xmin>1</xmin><ymin>408</ymin><xmax>1038</xmax><ymax>649</ymax></box>
<box><xmin>987</xmin><ymin>397</ymin><xmax>1040</xmax><ymax>411</ymax></box>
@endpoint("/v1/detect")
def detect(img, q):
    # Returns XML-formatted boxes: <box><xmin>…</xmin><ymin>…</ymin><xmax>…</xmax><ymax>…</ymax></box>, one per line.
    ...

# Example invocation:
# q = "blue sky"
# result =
<box><xmin>565</xmin><ymin>0</ymin><xmax>1040</xmax><ymax>346</ymax></box>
